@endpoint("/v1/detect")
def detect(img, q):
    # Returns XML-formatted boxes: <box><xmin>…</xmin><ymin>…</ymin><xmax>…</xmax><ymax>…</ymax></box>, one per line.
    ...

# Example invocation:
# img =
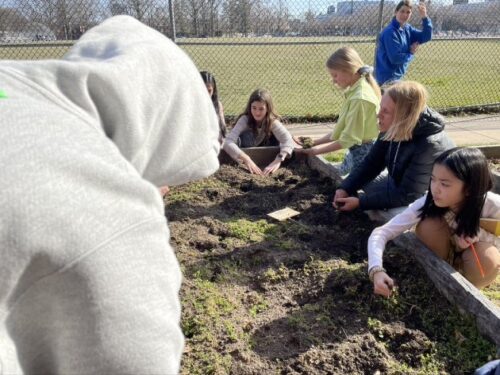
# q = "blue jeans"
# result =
<box><xmin>339</xmin><ymin>142</ymin><xmax>374</xmax><ymax>176</ymax></box>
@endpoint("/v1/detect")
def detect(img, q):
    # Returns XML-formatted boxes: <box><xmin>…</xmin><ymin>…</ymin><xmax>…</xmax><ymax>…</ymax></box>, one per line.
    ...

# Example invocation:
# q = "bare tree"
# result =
<box><xmin>15</xmin><ymin>0</ymin><xmax>99</xmax><ymax>39</ymax></box>
<box><xmin>223</xmin><ymin>0</ymin><xmax>256</xmax><ymax>36</ymax></box>
<box><xmin>108</xmin><ymin>0</ymin><xmax>157</xmax><ymax>21</ymax></box>
<box><xmin>0</xmin><ymin>7</ymin><xmax>29</xmax><ymax>33</ymax></box>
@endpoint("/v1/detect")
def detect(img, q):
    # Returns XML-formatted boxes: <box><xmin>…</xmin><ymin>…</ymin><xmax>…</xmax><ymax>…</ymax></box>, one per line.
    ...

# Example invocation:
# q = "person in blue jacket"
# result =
<box><xmin>375</xmin><ymin>0</ymin><xmax>432</xmax><ymax>86</ymax></box>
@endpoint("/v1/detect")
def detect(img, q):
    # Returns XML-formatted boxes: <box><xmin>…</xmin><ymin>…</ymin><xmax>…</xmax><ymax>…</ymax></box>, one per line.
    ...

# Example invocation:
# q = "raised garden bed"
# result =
<box><xmin>165</xmin><ymin>157</ymin><xmax>498</xmax><ymax>375</ymax></box>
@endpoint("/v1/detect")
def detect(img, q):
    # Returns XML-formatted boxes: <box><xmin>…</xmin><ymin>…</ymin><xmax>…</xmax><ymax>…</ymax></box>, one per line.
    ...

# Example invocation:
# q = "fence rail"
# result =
<box><xmin>1</xmin><ymin>0</ymin><xmax>499</xmax><ymax>119</ymax></box>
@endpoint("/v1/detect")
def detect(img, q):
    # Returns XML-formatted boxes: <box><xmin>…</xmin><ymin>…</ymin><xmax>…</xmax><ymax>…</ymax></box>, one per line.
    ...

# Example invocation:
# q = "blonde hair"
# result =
<box><xmin>382</xmin><ymin>81</ymin><xmax>428</xmax><ymax>142</ymax></box>
<box><xmin>326</xmin><ymin>47</ymin><xmax>381</xmax><ymax>99</ymax></box>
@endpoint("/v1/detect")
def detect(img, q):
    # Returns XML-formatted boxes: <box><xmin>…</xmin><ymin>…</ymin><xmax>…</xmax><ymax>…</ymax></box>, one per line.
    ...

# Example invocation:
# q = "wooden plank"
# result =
<box><xmin>393</xmin><ymin>232</ymin><xmax>500</xmax><ymax>349</ymax></box>
<box><xmin>267</xmin><ymin>207</ymin><xmax>300</xmax><ymax>221</ymax></box>
<box><xmin>219</xmin><ymin>146</ymin><xmax>281</xmax><ymax>167</ymax></box>
<box><xmin>306</xmin><ymin>155</ymin><xmax>342</xmax><ymax>184</ymax></box>
<box><xmin>477</xmin><ymin>145</ymin><xmax>500</xmax><ymax>159</ymax></box>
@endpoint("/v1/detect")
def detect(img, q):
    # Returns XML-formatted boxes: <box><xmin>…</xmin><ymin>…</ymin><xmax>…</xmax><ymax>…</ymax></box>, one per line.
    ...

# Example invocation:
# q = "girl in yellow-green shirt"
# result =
<box><xmin>295</xmin><ymin>47</ymin><xmax>381</xmax><ymax>175</ymax></box>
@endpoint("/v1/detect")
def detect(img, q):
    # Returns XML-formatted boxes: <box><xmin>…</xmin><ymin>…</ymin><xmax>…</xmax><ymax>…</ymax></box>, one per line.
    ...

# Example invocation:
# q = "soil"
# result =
<box><xmin>165</xmin><ymin>161</ymin><xmax>496</xmax><ymax>375</ymax></box>
<box><xmin>489</xmin><ymin>158</ymin><xmax>500</xmax><ymax>172</ymax></box>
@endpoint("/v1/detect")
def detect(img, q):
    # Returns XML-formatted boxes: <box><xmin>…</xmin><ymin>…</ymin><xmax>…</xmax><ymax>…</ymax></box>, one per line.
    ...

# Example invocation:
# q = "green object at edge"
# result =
<box><xmin>0</xmin><ymin>90</ymin><xmax>7</xmax><ymax>99</ymax></box>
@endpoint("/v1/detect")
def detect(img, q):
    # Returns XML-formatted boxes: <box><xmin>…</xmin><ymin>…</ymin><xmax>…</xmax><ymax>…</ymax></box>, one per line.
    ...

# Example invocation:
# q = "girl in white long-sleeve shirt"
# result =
<box><xmin>368</xmin><ymin>147</ymin><xmax>500</xmax><ymax>297</ymax></box>
<box><xmin>223</xmin><ymin>88</ymin><xmax>294</xmax><ymax>175</ymax></box>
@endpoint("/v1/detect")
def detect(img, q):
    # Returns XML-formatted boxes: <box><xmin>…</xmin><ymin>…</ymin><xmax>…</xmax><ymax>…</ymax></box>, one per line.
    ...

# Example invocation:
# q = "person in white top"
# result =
<box><xmin>223</xmin><ymin>88</ymin><xmax>294</xmax><ymax>175</ymax></box>
<box><xmin>0</xmin><ymin>15</ymin><xmax>220</xmax><ymax>374</ymax></box>
<box><xmin>368</xmin><ymin>147</ymin><xmax>500</xmax><ymax>297</ymax></box>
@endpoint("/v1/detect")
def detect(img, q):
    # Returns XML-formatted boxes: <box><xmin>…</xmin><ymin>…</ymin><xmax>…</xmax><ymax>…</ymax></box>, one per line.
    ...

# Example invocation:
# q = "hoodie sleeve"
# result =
<box><xmin>271</xmin><ymin>120</ymin><xmax>294</xmax><ymax>157</ymax></box>
<box><xmin>223</xmin><ymin>116</ymin><xmax>249</xmax><ymax>160</ymax></box>
<box><xmin>59</xmin><ymin>16</ymin><xmax>220</xmax><ymax>187</ymax></box>
<box><xmin>340</xmin><ymin>137</ymin><xmax>388</xmax><ymax>194</ymax></box>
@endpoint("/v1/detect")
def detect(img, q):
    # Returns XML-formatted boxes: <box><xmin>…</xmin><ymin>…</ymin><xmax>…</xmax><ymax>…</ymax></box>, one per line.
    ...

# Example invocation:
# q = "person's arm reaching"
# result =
<box><xmin>368</xmin><ymin>196</ymin><xmax>424</xmax><ymax>296</ymax></box>
<box><xmin>411</xmin><ymin>4</ymin><xmax>432</xmax><ymax>44</ymax></box>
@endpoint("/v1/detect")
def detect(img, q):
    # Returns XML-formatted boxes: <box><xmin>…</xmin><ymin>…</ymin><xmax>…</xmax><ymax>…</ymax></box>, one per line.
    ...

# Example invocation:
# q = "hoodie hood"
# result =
<box><xmin>1</xmin><ymin>16</ymin><xmax>220</xmax><ymax>187</ymax></box>
<box><xmin>412</xmin><ymin>107</ymin><xmax>446</xmax><ymax>138</ymax></box>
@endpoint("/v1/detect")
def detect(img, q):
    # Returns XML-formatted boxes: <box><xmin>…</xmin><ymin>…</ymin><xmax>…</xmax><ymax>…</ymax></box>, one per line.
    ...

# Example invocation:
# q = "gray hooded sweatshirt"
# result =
<box><xmin>0</xmin><ymin>16</ymin><xmax>220</xmax><ymax>374</ymax></box>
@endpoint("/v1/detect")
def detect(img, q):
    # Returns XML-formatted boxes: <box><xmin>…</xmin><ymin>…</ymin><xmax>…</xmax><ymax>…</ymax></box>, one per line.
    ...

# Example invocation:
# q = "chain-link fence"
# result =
<box><xmin>1</xmin><ymin>0</ymin><xmax>499</xmax><ymax>120</ymax></box>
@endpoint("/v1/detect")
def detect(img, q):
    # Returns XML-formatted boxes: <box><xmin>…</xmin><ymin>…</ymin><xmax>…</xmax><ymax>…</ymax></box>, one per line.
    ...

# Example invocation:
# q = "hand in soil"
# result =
<box><xmin>242</xmin><ymin>157</ymin><xmax>263</xmax><ymax>175</ymax></box>
<box><xmin>263</xmin><ymin>159</ymin><xmax>281</xmax><ymax>176</ymax></box>
<box><xmin>333</xmin><ymin>189</ymin><xmax>358</xmax><ymax>211</ymax></box>
<box><xmin>335</xmin><ymin>197</ymin><xmax>360</xmax><ymax>211</ymax></box>
<box><xmin>373</xmin><ymin>271</ymin><xmax>395</xmax><ymax>297</ymax></box>
<box><xmin>333</xmin><ymin>188</ymin><xmax>348</xmax><ymax>209</ymax></box>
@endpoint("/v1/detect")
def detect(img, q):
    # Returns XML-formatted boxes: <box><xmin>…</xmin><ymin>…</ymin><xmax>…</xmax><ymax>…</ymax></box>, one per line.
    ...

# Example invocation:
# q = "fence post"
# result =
<box><xmin>168</xmin><ymin>0</ymin><xmax>176</xmax><ymax>42</ymax></box>
<box><xmin>373</xmin><ymin>0</ymin><xmax>385</xmax><ymax>67</ymax></box>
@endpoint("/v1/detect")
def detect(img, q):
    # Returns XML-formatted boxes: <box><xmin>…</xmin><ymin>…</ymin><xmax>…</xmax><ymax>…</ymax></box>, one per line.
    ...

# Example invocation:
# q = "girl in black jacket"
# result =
<box><xmin>334</xmin><ymin>81</ymin><xmax>455</xmax><ymax>211</ymax></box>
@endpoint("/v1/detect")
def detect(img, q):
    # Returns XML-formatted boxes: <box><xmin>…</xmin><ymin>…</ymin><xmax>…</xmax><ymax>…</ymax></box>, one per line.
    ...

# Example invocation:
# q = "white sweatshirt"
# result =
<box><xmin>223</xmin><ymin>115</ymin><xmax>294</xmax><ymax>160</ymax></box>
<box><xmin>368</xmin><ymin>192</ymin><xmax>500</xmax><ymax>272</ymax></box>
<box><xmin>0</xmin><ymin>16</ymin><xmax>220</xmax><ymax>375</ymax></box>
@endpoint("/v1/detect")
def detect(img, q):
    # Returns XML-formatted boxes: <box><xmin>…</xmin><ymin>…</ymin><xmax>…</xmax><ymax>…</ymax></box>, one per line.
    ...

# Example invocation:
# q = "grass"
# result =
<box><xmin>184</xmin><ymin>38</ymin><xmax>500</xmax><ymax>117</ymax></box>
<box><xmin>323</xmin><ymin>148</ymin><xmax>347</xmax><ymax>163</ymax></box>
<box><xmin>482</xmin><ymin>281</ymin><xmax>500</xmax><ymax>307</ymax></box>
<box><xmin>2</xmin><ymin>38</ymin><xmax>499</xmax><ymax>118</ymax></box>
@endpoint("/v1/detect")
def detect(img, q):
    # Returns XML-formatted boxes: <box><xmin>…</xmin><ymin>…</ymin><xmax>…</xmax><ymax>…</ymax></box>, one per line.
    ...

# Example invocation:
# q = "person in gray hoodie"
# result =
<box><xmin>334</xmin><ymin>81</ymin><xmax>454</xmax><ymax>211</ymax></box>
<box><xmin>0</xmin><ymin>16</ymin><xmax>220</xmax><ymax>374</ymax></box>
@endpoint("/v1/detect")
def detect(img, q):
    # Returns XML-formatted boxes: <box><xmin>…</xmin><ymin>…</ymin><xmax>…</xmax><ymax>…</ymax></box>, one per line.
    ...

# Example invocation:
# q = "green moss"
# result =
<box><xmin>226</xmin><ymin>218</ymin><xmax>277</xmax><ymax>242</ymax></box>
<box><xmin>168</xmin><ymin>178</ymin><xmax>229</xmax><ymax>203</ymax></box>
<box><xmin>249</xmin><ymin>294</ymin><xmax>269</xmax><ymax>317</ymax></box>
<box><xmin>262</xmin><ymin>264</ymin><xmax>290</xmax><ymax>283</ymax></box>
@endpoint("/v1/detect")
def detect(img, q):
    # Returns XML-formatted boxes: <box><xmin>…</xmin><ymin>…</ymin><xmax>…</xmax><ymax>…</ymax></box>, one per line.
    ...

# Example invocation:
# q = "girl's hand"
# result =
<box><xmin>263</xmin><ymin>159</ymin><xmax>281</xmax><ymax>176</ymax></box>
<box><xmin>292</xmin><ymin>135</ymin><xmax>303</xmax><ymax>146</ymax></box>
<box><xmin>333</xmin><ymin>189</ymin><xmax>348</xmax><ymax>209</ymax></box>
<box><xmin>241</xmin><ymin>157</ymin><xmax>263</xmax><ymax>175</ymax></box>
<box><xmin>455</xmin><ymin>234</ymin><xmax>479</xmax><ymax>249</ymax></box>
<box><xmin>373</xmin><ymin>272</ymin><xmax>395</xmax><ymax>298</ymax></box>
<box><xmin>334</xmin><ymin>197</ymin><xmax>359</xmax><ymax>211</ymax></box>
<box><xmin>417</xmin><ymin>2</ymin><xmax>427</xmax><ymax>18</ymax></box>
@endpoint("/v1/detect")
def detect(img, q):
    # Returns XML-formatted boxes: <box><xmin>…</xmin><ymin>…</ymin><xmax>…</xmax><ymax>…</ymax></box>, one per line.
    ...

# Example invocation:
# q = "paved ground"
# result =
<box><xmin>287</xmin><ymin>114</ymin><xmax>500</xmax><ymax>147</ymax></box>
